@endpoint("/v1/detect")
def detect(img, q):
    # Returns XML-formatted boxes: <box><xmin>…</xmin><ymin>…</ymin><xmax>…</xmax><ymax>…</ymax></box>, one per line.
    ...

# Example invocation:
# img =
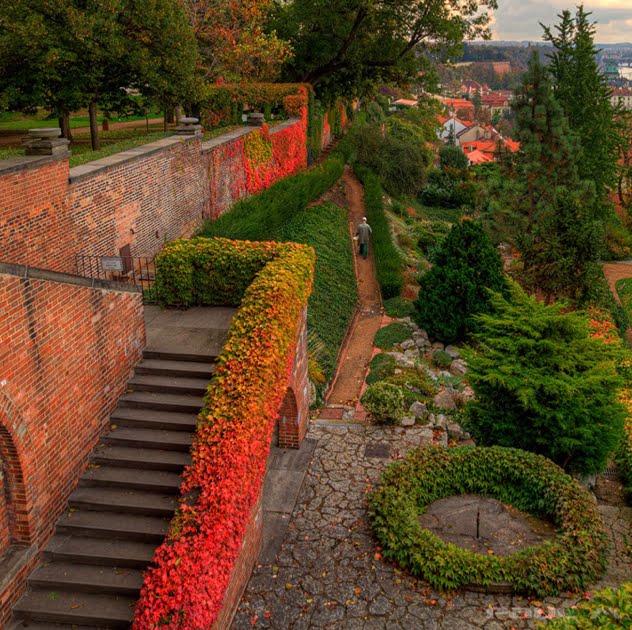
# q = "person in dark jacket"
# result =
<box><xmin>355</xmin><ymin>217</ymin><xmax>372</xmax><ymax>259</ymax></box>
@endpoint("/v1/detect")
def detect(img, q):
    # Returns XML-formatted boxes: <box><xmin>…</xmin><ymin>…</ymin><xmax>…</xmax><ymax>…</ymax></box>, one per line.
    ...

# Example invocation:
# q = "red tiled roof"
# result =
<box><xmin>468</xmin><ymin>150</ymin><xmax>494</xmax><ymax>164</ymax></box>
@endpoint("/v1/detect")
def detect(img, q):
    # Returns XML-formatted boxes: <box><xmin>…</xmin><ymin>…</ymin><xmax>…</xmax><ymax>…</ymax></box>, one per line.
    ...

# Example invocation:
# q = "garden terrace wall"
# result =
<box><xmin>0</xmin><ymin>262</ymin><xmax>145</xmax><ymax>628</ymax></box>
<box><xmin>0</xmin><ymin>118</ymin><xmax>307</xmax><ymax>274</ymax></box>
<box><xmin>134</xmin><ymin>238</ymin><xmax>314</xmax><ymax>629</ymax></box>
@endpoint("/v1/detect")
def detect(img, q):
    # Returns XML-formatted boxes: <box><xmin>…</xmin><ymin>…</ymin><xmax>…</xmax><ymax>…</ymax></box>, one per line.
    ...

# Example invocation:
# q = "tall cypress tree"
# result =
<box><xmin>510</xmin><ymin>52</ymin><xmax>599</xmax><ymax>301</ymax></box>
<box><xmin>543</xmin><ymin>6</ymin><xmax>619</xmax><ymax>201</ymax></box>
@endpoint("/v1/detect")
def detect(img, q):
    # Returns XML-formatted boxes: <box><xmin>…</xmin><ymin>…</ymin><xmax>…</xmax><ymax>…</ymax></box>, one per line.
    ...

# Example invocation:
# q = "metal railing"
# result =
<box><xmin>75</xmin><ymin>254</ymin><xmax>157</xmax><ymax>301</ymax></box>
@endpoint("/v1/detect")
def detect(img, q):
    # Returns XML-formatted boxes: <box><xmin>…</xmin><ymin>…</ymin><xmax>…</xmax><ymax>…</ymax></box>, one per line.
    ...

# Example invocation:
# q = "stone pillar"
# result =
<box><xmin>246</xmin><ymin>112</ymin><xmax>265</xmax><ymax>127</ymax></box>
<box><xmin>175</xmin><ymin>117</ymin><xmax>203</xmax><ymax>136</ymax></box>
<box><xmin>23</xmin><ymin>128</ymin><xmax>70</xmax><ymax>157</ymax></box>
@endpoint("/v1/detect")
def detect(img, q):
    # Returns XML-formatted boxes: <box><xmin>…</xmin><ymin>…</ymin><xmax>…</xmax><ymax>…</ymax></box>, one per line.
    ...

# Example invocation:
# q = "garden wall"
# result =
<box><xmin>0</xmin><ymin>263</ymin><xmax>145</xmax><ymax>628</ymax></box>
<box><xmin>0</xmin><ymin>119</ymin><xmax>307</xmax><ymax>274</ymax></box>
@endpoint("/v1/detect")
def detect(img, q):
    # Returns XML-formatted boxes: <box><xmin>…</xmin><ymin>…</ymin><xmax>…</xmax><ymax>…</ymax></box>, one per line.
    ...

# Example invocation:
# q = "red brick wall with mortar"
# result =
<box><xmin>278</xmin><ymin>307</ymin><xmax>310</xmax><ymax>449</ymax></box>
<box><xmin>0</xmin><ymin>267</ymin><xmax>145</xmax><ymax>628</ymax></box>
<box><xmin>0</xmin><ymin>120</ymin><xmax>308</xmax><ymax>275</ymax></box>
<box><xmin>212</xmin><ymin>496</ymin><xmax>263</xmax><ymax>629</ymax></box>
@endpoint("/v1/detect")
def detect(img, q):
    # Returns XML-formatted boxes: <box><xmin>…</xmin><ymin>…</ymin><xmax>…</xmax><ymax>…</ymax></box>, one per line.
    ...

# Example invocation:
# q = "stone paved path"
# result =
<box><xmin>234</xmin><ymin>424</ymin><xmax>632</xmax><ymax>629</ymax></box>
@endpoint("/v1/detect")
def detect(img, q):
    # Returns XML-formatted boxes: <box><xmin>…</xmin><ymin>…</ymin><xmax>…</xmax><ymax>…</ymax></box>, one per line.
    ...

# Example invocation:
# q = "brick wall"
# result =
<box><xmin>212</xmin><ymin>496</ymin><xmax>263</xmax><ymax>629</ymax></box>
<box><xmin>0</xmin><ymin>119</ymin><xmax>308</xmax><ymax>275</ymax></box>
<box><xmin>278</xmin><ymin>308</ymin><xmax>310</xmax><ymax>449</ymax></box>
<box><xmin>0</xmin><ymin>264</ymin><xmax>145</xmax><ymax>628</ymax></box>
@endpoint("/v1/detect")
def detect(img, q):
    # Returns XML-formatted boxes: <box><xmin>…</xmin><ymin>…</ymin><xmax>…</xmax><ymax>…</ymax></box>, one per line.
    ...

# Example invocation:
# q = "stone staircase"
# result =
<box><xmin>10</xmin><ymin>350</ymin><xmax>215</xmax><ymax>629</ymax></box>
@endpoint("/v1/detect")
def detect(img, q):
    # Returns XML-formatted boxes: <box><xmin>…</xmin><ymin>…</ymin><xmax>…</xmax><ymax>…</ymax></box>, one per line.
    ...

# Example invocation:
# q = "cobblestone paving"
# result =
<box><xmin>234</xmin><ymin>424</ymin><xmax>632</xmax><ymax>629</ymax></box>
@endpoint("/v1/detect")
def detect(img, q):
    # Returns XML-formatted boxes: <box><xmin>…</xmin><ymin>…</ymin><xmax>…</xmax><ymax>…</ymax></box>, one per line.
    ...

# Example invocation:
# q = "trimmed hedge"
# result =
<box><xmin>280</xmin><ymin>202</ymin><xmax>358</xmax><ymax>382</ymax></box>
<box><xmin>369</xmin><ymin>446</ymin><xmax>609</xmax><ymax>596</ymax></box>
<box><xmin>353</xmin><ymin>165</ymin><xmax>404</xmax><ymax>299</ymax></box>
<box><xmin>200</xmin><ymin>155</ymin><xmax>345</xmax><ymax>242</ymax></box>
<box><xmin>135</xmin><ymin>239</ymin><xmax>315</xmax><ymax>627</ymax></box>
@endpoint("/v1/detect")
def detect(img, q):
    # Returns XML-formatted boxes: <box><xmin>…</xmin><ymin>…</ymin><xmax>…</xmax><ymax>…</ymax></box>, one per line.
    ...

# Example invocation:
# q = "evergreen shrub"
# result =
<box><xmin>465</xmin><ymin>284</ymin><xmax>626</xmax><ymax>476</ymax></box>
<box><xmin>374</xmin><ymin>323</ymin><xmax>411</xmax><ymax>349</ymax></box>
<box><xmin>366</xmin><ymin>353</ymin><xmax>397</xmax><ymax>385</ymax></box>
<box><xmin>369</xmin><ymin>446</ymin><xmax>609</xmax><ymax>595</ymax></box>
<box><xmin>361</xmin><ymin>382</ymin><xmax>405</xmax><ymax>424</ymax></box>
<box><xmin>383</xmin><ymin>297</ymin><xmax>416</xmax><ymax>318</ymax></box>
<box><xmin>415</xmin><ymin>221</ymin><xmax>508</xmax><ymax>344</ymax></box>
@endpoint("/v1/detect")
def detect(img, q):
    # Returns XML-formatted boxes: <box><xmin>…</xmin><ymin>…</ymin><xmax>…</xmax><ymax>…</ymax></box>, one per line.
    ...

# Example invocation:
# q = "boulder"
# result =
<box><xmin>400</xmin><ymin>339</ymin><xmax>416</xmax><ymax>350</ymax></box>
<box><xmin>409</xmin><ymin>401</ymin><xmax>427</xmax><ymax>418</ymax></box>
<box><xmin>461</xmin><ymin>386</ymin><xmax>475</xmax><ymax>401</ymax></box>
<box><xmin>431</xmin><ymin>341</ymin><xmax>445</xmax><ymax>352</ymax></box>
<box><xmin>400</xmin><ymin>415</ymin><xmax>415</xmax><ymax>427</ymax></box>
<box><xmin>445</xmin><ymin>345</ymin><xmax>460</xmax><ymax>359</ymax></box>
<box><xmin>450</xmin><ymin>359</ymin><xmax>468</xmax><ymax>376</ymax></box>
<box><xmin>404</xmin><ymin>347</ymin><xmax>420</xmax><ymax>359</ymax></box>
<box><xmin>433</xmin><ymin>390</ymin><xmax>457</xmax><ymax>410</ymax></box>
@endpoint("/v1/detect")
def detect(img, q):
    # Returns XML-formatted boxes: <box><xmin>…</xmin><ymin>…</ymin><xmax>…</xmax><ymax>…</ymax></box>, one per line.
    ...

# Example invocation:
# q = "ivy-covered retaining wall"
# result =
<box><xmin>133</xmin><ymin>237</ymin><xmax>315</xmax><ymax>628</ymax></box>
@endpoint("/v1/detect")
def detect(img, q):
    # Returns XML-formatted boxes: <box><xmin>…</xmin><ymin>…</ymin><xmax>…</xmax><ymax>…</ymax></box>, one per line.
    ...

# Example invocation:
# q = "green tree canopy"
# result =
<box><xmin>415</xmin><ymin>220</ymin><xmax>508</xmax><ymax>344</ymax></box>
<box><xmin>465</xmin><ymin>283</ymin><xmax>626</xmax><ymax>476</ymax></box>
<box><xmin>542</xmin><ymin>6</ymin><xmax>619</xmax><ymax>201</ymax></box>
<box><xmin>270</xmin><ymin>0</ymin><xmax>498</xmax><ymax>101</ymax></box>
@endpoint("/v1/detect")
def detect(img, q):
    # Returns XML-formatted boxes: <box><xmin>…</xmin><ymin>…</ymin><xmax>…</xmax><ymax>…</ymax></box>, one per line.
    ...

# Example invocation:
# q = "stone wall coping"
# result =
<box><xmin>0</xmin><ymin>118</ymin><xmax>303</xmax><ymax>181</ymax></box>
<box><xmin>0</xmin><ymin>154</ymin><xmax>64</xmax><ymax>177</ymax></box>
<box><xmin>68</xmin><ymin>135</ymin><xmax>197</xmax><ymax>183</ymax></box>
<box><xmin>200</xmin><ymin>118</ymin><xmax>301</xmax><ymax>153</ymax></box>
<box><xmin>0</xmin><ymin>261</ymin><xmax>142</xmax><ymax>294</ymax></box>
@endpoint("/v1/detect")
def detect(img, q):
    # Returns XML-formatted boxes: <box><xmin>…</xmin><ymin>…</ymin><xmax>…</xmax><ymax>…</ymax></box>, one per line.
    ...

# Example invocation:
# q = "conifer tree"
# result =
<box><xmin>509</xmin><ymin>52</ymin><xmax>600</xmax><ymax>300</ymax></box>
<box><xmin>415</xmin><ymin>220</ymin><xmax>507</xmax><ymax>344</ymax></box>
<box><xmin>542</xmin><ymin>6</ymin><xmax>619</xmax><ymax>200</ymax></box>
<box><xmin>465</xmin><ymin>283</ymin><xmax>625</xmax><ymax>476</ymax></box>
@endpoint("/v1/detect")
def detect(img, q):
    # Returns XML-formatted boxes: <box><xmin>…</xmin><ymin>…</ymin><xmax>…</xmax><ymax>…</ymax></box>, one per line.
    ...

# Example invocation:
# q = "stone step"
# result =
<box><xmin>12</xmin><ymin>590</ymin><xmax>135</xmax><ymax>627</ymax></box>
<box><xmin>29</xmin><ymin>562</ymin><xmax>144</xmax><ymax>596</ymax></box>
<box><xmin>91</xmin><ymin>445</ymin><xmax>190</xmax><ymax>472</ymax></box>
<box><xmin>9</xmin><ymin>623</ymin><xmax>95</xmax><ymax>630</ymax></box>
<box><xmin>135</xmin><ymin>358</ymin><xmax>215</xmax><ymax>379</ymax></box>
<box><xmin>69</xmin><ymin>487</ymin><xmax>176</xmax><ymax>517</ymax></box>
<box><xmin>80</xmin><ymin>465</ymin><xmax>182</xmax><ymax>493</ymax></box>
<box><xmin>56</xmin><ymin>510</ymin><xmax>169</xmax><ymax>543</ymax></box>
<box><xmin>103</xmin><ymin>427</ymin><xmax>193</xmax><ymax>452</ymax></box>
<box><xmin>44</xmin><ymin>535</ymin><xmax>156</xmax><ymax>569</ymax></box>
<box><xmin>127</xmin><ymin>374</ymin><xmax>209</xmax><ymax>396</ymax></box>
<box><xmin>110</xmin><ymin>407</ymin><xmax>198</xmax><ymax>432</ymax></box>
<box><xmin>118</xmin><ymin>391</ymin><xmax>202</xmax><ymax>414</ymax></box>
<box><xmin>143</xmin><ymin>349</ymin><xmax>216</xmax><ymax>363</ymax></box>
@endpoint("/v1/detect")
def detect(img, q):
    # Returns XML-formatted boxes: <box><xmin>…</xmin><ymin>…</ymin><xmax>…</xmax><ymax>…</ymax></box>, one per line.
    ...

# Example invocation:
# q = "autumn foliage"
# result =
<box><xmin>134</xmin><ymin>238</ymin><xmax>315</xmax><ymax>628</ymax></box>
<box><xmin>181</xmin><ymin>0</ymin><xmax>291</xmax><ymax>81</ymax></box>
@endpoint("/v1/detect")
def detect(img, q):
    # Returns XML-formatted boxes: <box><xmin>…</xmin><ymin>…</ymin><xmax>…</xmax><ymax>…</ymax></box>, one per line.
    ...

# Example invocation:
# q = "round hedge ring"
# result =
<box><xmin>368</xmin><ymin>446</ymin><xmax>609</xmax><ymax>596</ymax></box>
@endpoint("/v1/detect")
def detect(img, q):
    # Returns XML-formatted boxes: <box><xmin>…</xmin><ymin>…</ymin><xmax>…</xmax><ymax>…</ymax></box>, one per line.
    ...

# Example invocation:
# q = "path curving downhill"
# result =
<box><xmin>325</xmin><ymin>167</ymin><xmax>383</xmax><ymax>409</ymax></box>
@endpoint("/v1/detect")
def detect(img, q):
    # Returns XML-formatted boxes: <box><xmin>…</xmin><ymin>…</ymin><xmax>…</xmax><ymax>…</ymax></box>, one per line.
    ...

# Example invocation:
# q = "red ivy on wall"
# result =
<box><xmin>133</xmin><ymin>238</ymin><xmax>315</xmax><ymax>629</ymax></box>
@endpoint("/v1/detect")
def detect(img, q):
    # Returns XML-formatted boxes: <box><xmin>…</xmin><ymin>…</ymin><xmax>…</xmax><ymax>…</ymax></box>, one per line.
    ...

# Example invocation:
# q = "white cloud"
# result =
<box><xmin>490</xmin><ymin>0</ymin><xmax>632</xmax><ymax>43</ymax></box>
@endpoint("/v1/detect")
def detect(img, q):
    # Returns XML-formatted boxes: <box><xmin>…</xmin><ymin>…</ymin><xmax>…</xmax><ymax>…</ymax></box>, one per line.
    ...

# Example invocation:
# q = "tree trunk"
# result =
<box><xmin>175</xmin><ymin>105</ymin><xmax>183</xmax><ymax>124</ymax></box>
<box><xmin>89</xmin><ymin>101</ymin><xmax>100</xmax><ymax>151</ymax></box>
<box><xmin>59</xmin><ymin>113</ymin><xmax>73</xmax><ymax>142</ymax></box>
<box><xmin>163</xmin><ymin>110</ymin><xmax>168</xmax><ymax>132</ymax></box>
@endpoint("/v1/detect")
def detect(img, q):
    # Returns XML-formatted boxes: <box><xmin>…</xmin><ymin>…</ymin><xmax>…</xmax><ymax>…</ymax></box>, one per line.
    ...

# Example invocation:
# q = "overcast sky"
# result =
<box><xmin>490</xmin><ymin>0</ymin><xmax>632</xmax><ymax>43</ymax></box>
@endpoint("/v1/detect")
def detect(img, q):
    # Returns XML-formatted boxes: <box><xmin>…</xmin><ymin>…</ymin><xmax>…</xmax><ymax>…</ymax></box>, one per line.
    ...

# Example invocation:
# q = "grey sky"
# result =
<box><xmin>490</xmin><ymin>0</ymin><xmax>632</xmax><ymax>43</ymax></box>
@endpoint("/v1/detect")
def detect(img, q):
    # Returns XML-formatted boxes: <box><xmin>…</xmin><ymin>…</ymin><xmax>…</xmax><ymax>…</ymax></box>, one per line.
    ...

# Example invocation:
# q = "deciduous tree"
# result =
<box><xmin>271</xmin><ymin>0</ymin><xmax>498</xmax><ymax>100</ymax></box>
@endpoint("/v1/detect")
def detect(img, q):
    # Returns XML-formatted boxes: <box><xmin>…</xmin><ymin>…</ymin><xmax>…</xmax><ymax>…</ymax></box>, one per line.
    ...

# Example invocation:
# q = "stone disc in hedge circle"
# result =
<box><xmin>368</xmin><ymin>446</ymin><xmax>609</xmax><ymax>596</ymax></box>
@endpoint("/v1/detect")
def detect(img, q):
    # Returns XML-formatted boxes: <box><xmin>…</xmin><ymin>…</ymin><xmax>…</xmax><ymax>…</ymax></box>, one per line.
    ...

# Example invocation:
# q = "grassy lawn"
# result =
<box><xmin>0</xmin><ymin>109</ymin><xmax>162</xmax><ymax>131</ymax></box>
<box><xmin>411</xmin><ymin>200</ymin><xmax>462</xmax><ymax>223</ymax></box>
<box><xmin>0</xmin><ymin>125</ymin><xmax>240</xmax><ymax>167</ymax></box>
<box><xmin>616</xmin><ymin>278</ymin><xmax>632</xmax><ymax>323</ymax></box>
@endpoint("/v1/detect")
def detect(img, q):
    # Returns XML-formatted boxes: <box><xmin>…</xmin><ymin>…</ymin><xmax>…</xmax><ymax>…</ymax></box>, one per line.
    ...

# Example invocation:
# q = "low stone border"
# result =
<box><xmin>369</xmin><ymin>446</ymin><xmax>610</xmax><ymax>596</ymax></box>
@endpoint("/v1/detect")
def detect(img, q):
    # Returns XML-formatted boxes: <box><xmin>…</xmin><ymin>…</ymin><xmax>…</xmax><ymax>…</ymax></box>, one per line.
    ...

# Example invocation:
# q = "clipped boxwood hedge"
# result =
<box><xmin>369</xmin><ymin>446</ymin><xmax>609</xmax><ymax>596</ymax></box>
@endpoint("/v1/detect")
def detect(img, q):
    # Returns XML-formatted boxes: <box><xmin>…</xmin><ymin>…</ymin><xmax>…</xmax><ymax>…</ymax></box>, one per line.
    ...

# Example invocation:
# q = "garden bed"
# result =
<box><xmin>369</xmin><ymin>446</ymin><xmax>609</xmax><ymax>596</ymax></box>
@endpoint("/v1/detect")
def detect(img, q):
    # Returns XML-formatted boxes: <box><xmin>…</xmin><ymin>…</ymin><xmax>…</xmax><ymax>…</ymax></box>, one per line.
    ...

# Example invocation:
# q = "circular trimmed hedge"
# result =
<box><xmin>368</xmin><ymin>446</ymin><xmax>609</xmax><ymax>595</ymax></box>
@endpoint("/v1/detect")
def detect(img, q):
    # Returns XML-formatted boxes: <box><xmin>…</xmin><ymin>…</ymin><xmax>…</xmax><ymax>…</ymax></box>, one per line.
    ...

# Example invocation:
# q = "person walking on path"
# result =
<box><xmin>355</xmin><ymin>217</ymin><xmax>372</xmax><ymax>259</ymax></box>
